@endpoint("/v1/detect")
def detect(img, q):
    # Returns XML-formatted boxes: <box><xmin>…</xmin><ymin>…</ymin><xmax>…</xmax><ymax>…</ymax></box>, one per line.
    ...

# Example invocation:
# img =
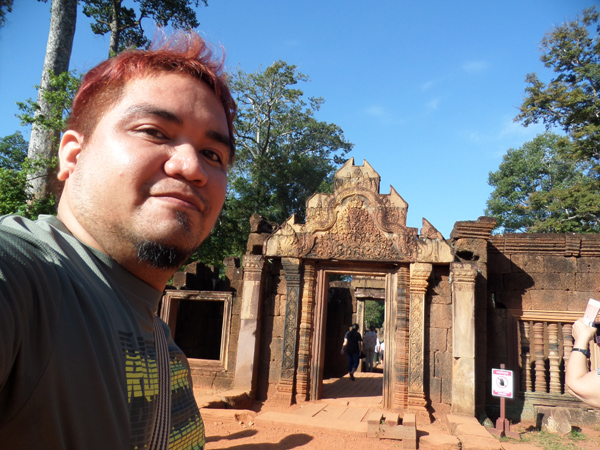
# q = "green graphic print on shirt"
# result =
<box><xmin>120</xmin><ymin>331</ymin><xmax>205</xmax><ymax>450</ymax></box>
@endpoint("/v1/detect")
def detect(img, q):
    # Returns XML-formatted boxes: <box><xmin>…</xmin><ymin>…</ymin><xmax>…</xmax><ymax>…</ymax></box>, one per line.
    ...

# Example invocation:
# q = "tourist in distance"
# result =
<box><xmin>341</xmin><ymin>323</ymin><xmax>363</xmax><ymax>380</ymax></box>
<box><xmin>565</xmin><ymin>318</ymin><xmax>600</xmax><ymax>408</ymax></box>
<box><xmin>363</xmin><ymin>325</ymin><xmax>378</xmax><ymax>372</ymax></box>
<box><xmin>0</xmin><ymin>31</ymin><xmax>236</xmax><ymax>449</ymax></box>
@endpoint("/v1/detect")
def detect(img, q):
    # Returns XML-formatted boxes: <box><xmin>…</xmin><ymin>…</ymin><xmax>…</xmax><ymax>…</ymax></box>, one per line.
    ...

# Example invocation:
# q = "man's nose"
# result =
<box><xmin>163</xmin><ymin>144</ymin><xmax>208</xmax><ymax>185</ymax></box>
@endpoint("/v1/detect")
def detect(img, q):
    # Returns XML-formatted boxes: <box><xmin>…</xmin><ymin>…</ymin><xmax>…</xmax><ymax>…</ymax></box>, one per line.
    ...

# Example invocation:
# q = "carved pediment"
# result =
<box><xmin>265</xmin><ymin>158</ymin><xmax>419</xmax><ymax>262</ymax></box>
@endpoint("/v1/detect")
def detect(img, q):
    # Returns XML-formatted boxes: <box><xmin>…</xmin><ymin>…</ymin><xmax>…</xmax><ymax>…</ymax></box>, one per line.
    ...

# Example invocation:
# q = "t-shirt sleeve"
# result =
<box><xmin>0</xmin><ymin>229</ymin><xmax>61</xmax><ymax>394</ymax></box>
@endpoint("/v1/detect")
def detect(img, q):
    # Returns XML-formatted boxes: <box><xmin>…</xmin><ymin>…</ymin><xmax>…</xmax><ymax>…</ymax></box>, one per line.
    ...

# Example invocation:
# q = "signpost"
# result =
<box><xmin>488</xmin><ymin>364</ymin><xmax>520</xmax><ymax>439</ymax></box>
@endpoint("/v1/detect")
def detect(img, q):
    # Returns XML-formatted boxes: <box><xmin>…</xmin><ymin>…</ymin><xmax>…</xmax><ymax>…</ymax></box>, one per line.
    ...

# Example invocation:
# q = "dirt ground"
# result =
<box><xmin>203</xmin><ymin>405</ymin><xmax>600</xmax><ymax>450</ymax></box>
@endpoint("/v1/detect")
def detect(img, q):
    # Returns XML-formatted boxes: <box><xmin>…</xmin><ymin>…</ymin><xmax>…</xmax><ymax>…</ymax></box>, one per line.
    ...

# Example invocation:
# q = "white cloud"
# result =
<box><xmin>461</xmin><ymin>60</ymin><xmax>488</xmax><ymax>74</ymax></box>
<box><xmin>421</xmin><ymin>80</ymin><xmax>435</xmax><ymax>91</ymax></box>
<box><xmin>426</xmin><ymin>98</ymin><xmax>441</xmax><ymax>111</ymax></box>
<box><xmin>365</xmin><ymin>105</ymin><xmax>386</xmax><ymax>117</ymax></box>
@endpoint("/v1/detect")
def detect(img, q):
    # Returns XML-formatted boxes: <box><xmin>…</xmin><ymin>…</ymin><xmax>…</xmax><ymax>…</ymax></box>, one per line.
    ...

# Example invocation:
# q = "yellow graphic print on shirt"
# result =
<box><xmin>120</xmin><ymin>332</ymin><xmax>205</xmax><ymax>450</ymax></box>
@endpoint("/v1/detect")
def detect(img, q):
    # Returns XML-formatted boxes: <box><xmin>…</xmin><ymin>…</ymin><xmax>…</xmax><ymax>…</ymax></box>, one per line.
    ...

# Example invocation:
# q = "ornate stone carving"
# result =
<box><xmin>265</xmin><ymin>158</ymin><xmax>419</xmax><ymax>262</ymax></box>
<box><xmin>408</xmin><ymin>263</ymin><xmax>432</xmax><ymax>411</ymax></box>
<box><xmin>421</xmin><ymin>218</ymin><xmax>444</xmax><ymax>240</ymax></box>
<box><xmin>276</xmin><ymin>258</ymin><xmax>302</xmax><ymax>403</ymax></box>
<box><xmin>295</xmin><ymin>261</ymin><xmax>316</xmax><ymax>403</ymax></box>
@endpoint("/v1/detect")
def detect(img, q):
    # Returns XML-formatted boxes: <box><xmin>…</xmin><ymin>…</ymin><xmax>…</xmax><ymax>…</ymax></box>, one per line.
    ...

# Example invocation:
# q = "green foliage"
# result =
<box><xmin>515</xmin><ymin>7</ymin><xmax>600</xmax><ymax>163</ymax></box>
<box><xmin>17</xmin><ymin>70</ymin><xmax>82</xmax><ymax>135</ymax></box>
<box><xmin>0</xmin><ymin>131</ymin><xmax>27</xmax><ymax>171</ymax></box>
<box><xmin>0</xmin><ymin>132</ymin><xmax>57</xmax><ymax>218</ymax></box>
<box><xmin>491</xmin><ymin>8</ymin><xmax>600</xmax><ymax>234</ymax></box>
<box><xmin>82</xmin><ymin>0</ymin><xmax>207</xmax><ymax>55</ymax></box>
<box><xmin>486</xmin><ymin>133</ymin><xmax>600</xmax><ymax>233</ymax></box>
<box><xmin>192</xmin><ymin>61</ymin><xmax>353</xmax><ymax>266</ymax></box>
<box><xmin>364</xmin><ymin>300</ymin><xmax>384</xmax><ymax>329</ymax></box>
<box><xmin>0</xmin><ymin>0</ymin><xmax>13</xmax><ymax>28</ymax></box>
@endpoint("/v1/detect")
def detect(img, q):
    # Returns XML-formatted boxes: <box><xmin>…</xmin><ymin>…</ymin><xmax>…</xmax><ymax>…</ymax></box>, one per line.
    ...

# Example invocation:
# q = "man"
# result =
<box><xmin>0</xmin><ymin>32</ymin><xmax>236</xmax><ymax>449</ymax></box>
<box><xmin>565</xmin><ymin>318</ymin><xmax>600</xmax><ymax>408</ymax></box>
<box><xmin>363</xmin><ymin>325</ymin><xmax>378</xmax><ymax>372</ymax></box>
<box><xmin>340</xmin><ymin>323</ymin><xmax>363</xmax><ymax>381</ymax></box>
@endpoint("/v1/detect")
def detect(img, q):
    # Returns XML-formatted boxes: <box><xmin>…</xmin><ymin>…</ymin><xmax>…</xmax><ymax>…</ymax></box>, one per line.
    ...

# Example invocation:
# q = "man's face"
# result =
<box><xmin>58</xmin><ymin>73</ymin><xmax>230</xmax><ymax>274</ymax></box>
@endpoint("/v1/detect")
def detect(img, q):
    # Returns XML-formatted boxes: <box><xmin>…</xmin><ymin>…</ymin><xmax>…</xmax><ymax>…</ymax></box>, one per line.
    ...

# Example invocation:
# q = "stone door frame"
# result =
<box><xmin>309</xmin><ymin>262</ymin><xmax>400</xmax><ymax>409</ymax></box>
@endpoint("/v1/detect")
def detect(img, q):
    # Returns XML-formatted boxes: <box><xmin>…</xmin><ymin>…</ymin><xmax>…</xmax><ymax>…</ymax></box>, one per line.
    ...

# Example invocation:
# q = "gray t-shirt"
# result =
<box><xmin>0</xmin><ymin>215</ymin><xmax>205</xmax><ymax>449</ymax></box>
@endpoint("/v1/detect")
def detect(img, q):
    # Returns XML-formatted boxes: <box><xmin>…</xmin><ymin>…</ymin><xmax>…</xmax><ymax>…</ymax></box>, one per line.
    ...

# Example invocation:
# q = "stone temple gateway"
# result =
<box><xmin>161</xmin><ymin>158</ymin><xmax>600</xmax><ymax>425</ymax></box>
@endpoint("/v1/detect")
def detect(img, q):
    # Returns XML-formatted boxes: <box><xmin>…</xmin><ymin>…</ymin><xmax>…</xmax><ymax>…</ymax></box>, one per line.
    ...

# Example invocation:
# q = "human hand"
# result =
<box><xmin>340</xmin><ymin>348</ymin><xmax>344</xmax><ymax>355</ymax></box>
<box><xmin>572</xmin><ymin>318</ymin><xmax>597</xmax><ymax>347</ymax></box>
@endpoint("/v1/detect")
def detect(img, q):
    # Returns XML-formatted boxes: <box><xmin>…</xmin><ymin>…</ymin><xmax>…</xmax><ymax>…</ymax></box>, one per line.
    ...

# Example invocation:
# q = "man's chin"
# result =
<box><xmin>134</xmin><ymin>240</ymin><xmax>196</xmax><ymax>270</ymax></box>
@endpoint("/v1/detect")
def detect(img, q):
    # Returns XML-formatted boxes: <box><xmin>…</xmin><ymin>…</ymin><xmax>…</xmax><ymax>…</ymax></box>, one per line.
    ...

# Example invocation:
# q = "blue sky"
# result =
<box><xmin>0</xmin><ymin>0</ymin><xmax>596</xmax><ymax>237</ymax></box>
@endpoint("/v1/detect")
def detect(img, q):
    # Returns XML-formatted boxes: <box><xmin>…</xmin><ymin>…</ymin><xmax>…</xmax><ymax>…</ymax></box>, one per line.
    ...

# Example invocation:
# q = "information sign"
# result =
<box><xmin>491</xmin><ymin>368</ymin><xmax>513</xmax><ymax>398</ymax></box>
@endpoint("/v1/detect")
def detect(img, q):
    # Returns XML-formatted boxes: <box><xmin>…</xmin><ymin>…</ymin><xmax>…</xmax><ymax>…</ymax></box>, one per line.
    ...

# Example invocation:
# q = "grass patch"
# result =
<box><xmin>520</xmin><ymin>429</ymin><xmax>581</xmax><ymax>450</ymax></box>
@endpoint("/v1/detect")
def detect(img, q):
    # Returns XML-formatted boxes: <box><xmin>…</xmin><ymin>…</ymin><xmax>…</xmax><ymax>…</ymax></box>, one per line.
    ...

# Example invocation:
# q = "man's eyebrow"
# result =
<box><xmin>206</xmin><ymin>130</ymin><xmax>231</xmax><ymax>150</ymax></box>
<box><xmin>121</xmin><ymin>104</ymin><xmax>183</xmax><ymax>125</ymax></box>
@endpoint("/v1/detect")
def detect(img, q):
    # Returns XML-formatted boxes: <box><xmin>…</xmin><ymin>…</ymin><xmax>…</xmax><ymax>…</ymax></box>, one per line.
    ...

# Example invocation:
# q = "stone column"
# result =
<box><xmin>275</xmin><ymin>258</ymin><xmax>302</xmax><ymax>404</ymax></box>
<box><xmin>233</xmin><ymin>255</ymin><xmax>265</xmax><ymax>393</ymax></box>
<box><xmin>408</xmin><ymin>262</ymin><xmax>432</xmax><ymax>411</ymax></box>
<box><xmin>394</xmin><ymin>266</ymin><xmax>410</xmax><ymax>410</ymax></box>
<box><xmin>296</xmin><ymin>260</ymin><xmax>315</xmax><ymax>403</ymax></box>
<box><xmin>450</xmin><ymin>262</ymin><xmax>477</xmax><ymax>415</ymax></box>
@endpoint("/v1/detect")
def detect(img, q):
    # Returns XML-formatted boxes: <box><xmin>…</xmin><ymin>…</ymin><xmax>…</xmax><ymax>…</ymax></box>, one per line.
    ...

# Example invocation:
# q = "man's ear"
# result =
<box><xmin>57</xmin><ymin>130</ymin><xmax>84</xmax><ymax>181</ymax></box>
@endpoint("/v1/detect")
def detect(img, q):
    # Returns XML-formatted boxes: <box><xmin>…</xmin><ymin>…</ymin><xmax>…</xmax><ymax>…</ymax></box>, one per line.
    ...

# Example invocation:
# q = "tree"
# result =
<box><xmin>364</xmin><ymin>300</ymin><xmax>384</xmax><ymax>329</ymax></box>
<box><xmin>0</xmin><ymin>131</ymin><xmax>57</xmax><ymax>217</ymax></box>
<box><xmin>515</xmin><ymin>7</ymin><xmax>600</xmax><ymax>163</ymax></box>
<box><xmin>27</xmin><ymin>0</ymin><xmax>77</xmax><ymax>200</ymax></box>
<box><xmin>486</xmin><ymin>133</ymin><xmax>600</xmax><ymax>233</ymax></box>
<box><xmin>193</xmin><ymin>61</ymin><xmax>353</xmax><ymax>266</ymax></box>
<box><xmin>0</xmin><ymin>0</ymin><xmax>13</xmax><ymax>28</ymax></box>
<box><xmin>82</xmin><ymin>0</ymin><xmax>207</xmax><ymax>56</ymax></box>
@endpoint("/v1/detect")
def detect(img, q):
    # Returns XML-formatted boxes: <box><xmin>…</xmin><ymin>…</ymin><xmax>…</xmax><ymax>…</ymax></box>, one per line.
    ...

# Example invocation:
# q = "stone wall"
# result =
<box><xmin>486</xmin><ymin>233</ymin><xmax>600</xmax><ymax>421</ymax></box>
<box><xmin>488</xmin><ymin>234</ymin><xmax>600</xmax><ymax>313</ymax></box>
<box><xmin>426</xmin><ymin>265</ymin><xmax>452</xmax><ymax>412</ymax></box>
<box><xmin>256</xmin><ymin>259</ymin><xmax>286</xmax><ymax>401</ymax></box>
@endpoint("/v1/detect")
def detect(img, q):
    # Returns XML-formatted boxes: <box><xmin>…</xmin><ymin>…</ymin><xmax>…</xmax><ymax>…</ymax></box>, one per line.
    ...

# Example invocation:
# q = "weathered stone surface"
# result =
<box><xmin>529</xmin><ymin>272</ymin><xmax>575</xmax><ymax>290</ymax></box>
<box><xmin>419</xmin><ymin>432</ymin><xmax>460</xmax><ymax>450</ymax></box>
<box><xmin>568</xmin><ymin>291</ymin><xmax>599</xmax><ymax>311</ymax></box>
<box><xmin>434</xmin><ymin>351</ymin><xmax>452</xmax><ymax>379</ymax></box>
<box><xmin>272</xmin><ymin>316</ymin><xmax>285</xmax><ymax>337</ymax></box>
<box><xmin>577</xmin><ymin>257</ymin><xmax>600</xmax><ymax>273</ymax></box>
<box><xmin>529</xmin><ymin>289</ymin><xmax>569</xmax><ymax>310</ymax></box>
<box><xmin>487</xmin><ymin>252</ymin><xmax>512</xmax><ymax>274</ymax></box>
<box><xmin>430</xmin><ymin>303</ymin><xmax>452</xmax><ymax>329</ymax></box>
<box><xmin>429</xmin><ymin>376</ymin><xmax>441</xmax><ymax>403</ymax></box>
<box><xmin>451</xmin><ymin>358</ymin><xmax>475</xmax><ymax>415</ymax></box>
<box><xmin>430</xmin><ymin>328</ymin><xmax>448</xmax><ymax>352</ymax></box>
<box><xmin>576</xmin><ymin>272</ymin><xmax>600</xmax><ymax>292</ymax></box>
<box><xmin>221</xmin><ymin>390</ymin><xmax>253</xmax><ymax>409</ymax></box>
<box><xmin>539</xmin><ymin>407</ymin><xmax>572</xmax><ymax>435</ymax></box>
<box><xmin>502</xmin><ymin>272</ymin><xmax>534</xmax><ymax>292</ymax></box>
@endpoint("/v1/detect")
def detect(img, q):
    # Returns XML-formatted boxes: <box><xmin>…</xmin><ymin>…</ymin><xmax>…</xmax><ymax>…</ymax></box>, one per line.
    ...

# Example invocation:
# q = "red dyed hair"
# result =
<box><xmin>67</xmin><ymin>31</ymin><xmax>237</xmax><ymax>161</ymax></box>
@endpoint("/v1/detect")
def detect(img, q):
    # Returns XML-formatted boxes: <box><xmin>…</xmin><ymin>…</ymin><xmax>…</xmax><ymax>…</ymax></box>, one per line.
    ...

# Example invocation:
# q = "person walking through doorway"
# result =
<box><xmin>341</xmin><ymin>323</ymin><xmax>363</xmax><ymax>380</ymax></box>
<box><xmin>363</xmin><ymin>325</ymin><xmax>378</xmax><ymax>372</ymax></box>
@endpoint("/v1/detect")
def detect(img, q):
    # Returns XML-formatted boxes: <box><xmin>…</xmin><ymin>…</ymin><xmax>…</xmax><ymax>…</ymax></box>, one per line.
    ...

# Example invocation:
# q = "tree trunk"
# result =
<box><xmin>27</xmin><ymin>0</ymin><xmax>77</xmax><ymax>199</ymax></box>
<box><xmin>108</xmin><ymin>0</ymin><xmax>121</xmax><ymax>56</ymax></box>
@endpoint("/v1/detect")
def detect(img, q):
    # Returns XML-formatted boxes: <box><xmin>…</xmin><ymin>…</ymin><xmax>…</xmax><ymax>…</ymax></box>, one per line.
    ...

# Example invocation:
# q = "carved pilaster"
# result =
<box><xmin>450</xmin><ymin>263</ymin><xmax>477</xmax><ymax>415</ymax></box>
<box><xmin>295</xmin><ymin>261</ymin><xmax>316</xmax><ymax>403</ymax></box>
<box><xmin>408</xmin><ymin>263</ymin><xmax>432</xmax><ymax>411</ymax></box>
<box><xmin>394</xmin><ymin>266</ymin><xmax>410</xmax><ymax>410</ymax></box>
<box><xmin>233</xmin><ymin>255</ymin><xmax>266</xmax><ymax>392</ymax></box>
<box><xmin>276</xmin><ymin>258</ymin><xmax>302</xmax><ymax>404</ymax></box>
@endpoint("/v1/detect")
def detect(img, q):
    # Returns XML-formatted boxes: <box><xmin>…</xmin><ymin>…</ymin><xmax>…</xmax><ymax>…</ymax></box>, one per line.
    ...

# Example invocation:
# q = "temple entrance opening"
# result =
<box><xmin>319</xmin><ymin>272</ymin><xmax>386</xmax><ymax>406</ymax></box>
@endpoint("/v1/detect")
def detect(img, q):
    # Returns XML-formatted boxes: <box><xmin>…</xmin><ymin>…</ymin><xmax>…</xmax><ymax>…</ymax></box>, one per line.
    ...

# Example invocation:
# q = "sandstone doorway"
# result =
<box><xmin>311</xmin><ymin>266</ymin><xmax>394</xmax><ymax>408</ymax></box>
